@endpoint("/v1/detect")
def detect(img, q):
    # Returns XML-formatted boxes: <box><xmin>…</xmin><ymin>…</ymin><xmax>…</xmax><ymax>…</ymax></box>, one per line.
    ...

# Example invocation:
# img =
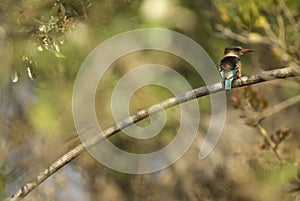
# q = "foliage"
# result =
<box><xmin>214</xmin><ymin>0</ymin><xmax>300</xmax><ymax>66</ymax></box>
<box><xmin>0</xmin><ymin>0</ymin><xmax>299</xmax><ymax>201</ymax></box>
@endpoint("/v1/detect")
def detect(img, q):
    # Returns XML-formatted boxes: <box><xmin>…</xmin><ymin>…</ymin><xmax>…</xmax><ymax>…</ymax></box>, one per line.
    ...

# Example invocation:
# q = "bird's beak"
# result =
<box><xmin>241</xmin><ymin>49</ymin><xmax>254</xmax><ymax>54</ymax></box>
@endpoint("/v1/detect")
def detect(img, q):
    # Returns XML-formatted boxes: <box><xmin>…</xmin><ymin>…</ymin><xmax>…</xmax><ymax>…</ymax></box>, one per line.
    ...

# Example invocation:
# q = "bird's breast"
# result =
<box><xmin>220</xmin><ymin>56</ymin><xmax>241</xmax><ymax>71</ymax></box>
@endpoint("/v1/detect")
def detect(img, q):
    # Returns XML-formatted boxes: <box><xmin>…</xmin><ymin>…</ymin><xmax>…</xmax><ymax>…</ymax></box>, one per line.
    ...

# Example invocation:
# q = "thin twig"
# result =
<box><xmin>246</xmin><ymin>93</ymin><xmax>300</xmax><ymax>124</ymax></box>
<box><xmin>6</xmin><ymin>66</ymin><xmax>300</xmax><ymax>201</ymax></box>
<box><xmin>215</xmin><ymin>24</ymin><xmax>270</xmax><ymax>45</ymax></box>
<box><xmin>276</xmin><ymin>15</ymin><xmax>285</xmax><ymax>44</ymax></box>
<box><xmin>261</xmin><ymin>94</ymin><xmax>300</xmax><ymax>119</ymax></box>
<box><xmin>277</xmin><ymin>0</ymin><xmax>299</xmax><ymax>32</ymax></box>
<box><xmin>256</xmin><ymin>123</ymin><xmax>283</xmax><ymax>162</ymax></box>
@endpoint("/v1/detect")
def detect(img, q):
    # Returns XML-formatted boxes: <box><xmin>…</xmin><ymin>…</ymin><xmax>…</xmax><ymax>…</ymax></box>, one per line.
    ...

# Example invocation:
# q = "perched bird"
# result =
<box><xmin>219</xmin><ymin>46</ymin><xmax>253</xmax><ymax>90</ymax></box>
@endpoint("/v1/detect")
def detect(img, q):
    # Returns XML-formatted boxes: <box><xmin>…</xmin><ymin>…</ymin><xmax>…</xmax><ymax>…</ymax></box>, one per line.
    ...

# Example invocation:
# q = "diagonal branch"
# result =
<box><xmin>256</xmin><ymin>123</ymin><xmax>283</xmax><ymax>162</ymax></box>
<box><xmin>262</xmin><ymin>93</ymin><xmax>300</xmax><ymax>119</ymax></box>
<box><xmin>6</xmin><ymin>66</ymin><xmax>300</xmax><ymax>201</ymax></box>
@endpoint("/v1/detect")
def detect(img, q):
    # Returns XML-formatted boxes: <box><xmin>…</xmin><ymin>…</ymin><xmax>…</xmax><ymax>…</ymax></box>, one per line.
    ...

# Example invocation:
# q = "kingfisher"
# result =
<box><xmin>219</xmin><ymin>46</ymin><xmax>253</xmax><ymax>90</ymax></box>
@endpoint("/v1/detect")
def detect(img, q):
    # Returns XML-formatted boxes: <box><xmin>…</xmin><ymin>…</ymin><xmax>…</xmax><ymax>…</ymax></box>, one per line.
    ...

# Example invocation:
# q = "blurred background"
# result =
<box><xmin>0</xmin><ymin>0</ymin><xmax>300</xmax><ymax>200</ymax></box>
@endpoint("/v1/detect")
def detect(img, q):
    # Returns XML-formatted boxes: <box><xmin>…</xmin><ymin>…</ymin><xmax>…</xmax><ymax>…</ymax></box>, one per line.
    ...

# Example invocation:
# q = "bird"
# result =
<box><xmin>219</xmin><ymin>46</ymin><xmax>253</xmax><ymax>90</ymax></box>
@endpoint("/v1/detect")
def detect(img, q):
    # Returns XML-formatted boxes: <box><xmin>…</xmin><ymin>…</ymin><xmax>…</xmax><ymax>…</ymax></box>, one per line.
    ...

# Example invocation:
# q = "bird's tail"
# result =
<box><xmin>224</xmin><ymin>78</ymin><xmax>233</xmax><ymax>90</ymax></box>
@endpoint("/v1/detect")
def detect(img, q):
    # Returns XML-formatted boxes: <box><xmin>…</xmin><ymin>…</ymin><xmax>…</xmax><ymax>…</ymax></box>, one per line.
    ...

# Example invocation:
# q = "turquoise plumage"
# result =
<box><xmin>220</xmin><ymin>69</ymin><xmax>237</xmax><ymax>90</ymax></box>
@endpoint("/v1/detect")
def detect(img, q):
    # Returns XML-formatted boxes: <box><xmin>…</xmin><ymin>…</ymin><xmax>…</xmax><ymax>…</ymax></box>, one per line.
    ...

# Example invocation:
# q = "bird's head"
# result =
<box><xmin>224</xmin><ymin>46</ymin><xmax>253</xmax><ymax>57</ymax></box>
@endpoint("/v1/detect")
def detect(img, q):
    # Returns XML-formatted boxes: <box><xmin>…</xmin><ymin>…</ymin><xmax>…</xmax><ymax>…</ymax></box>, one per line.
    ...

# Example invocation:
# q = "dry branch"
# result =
<box><xmin>6</xmin><ymin>66</ymin><xmax>300</xmax><ymax>201</ymax></box>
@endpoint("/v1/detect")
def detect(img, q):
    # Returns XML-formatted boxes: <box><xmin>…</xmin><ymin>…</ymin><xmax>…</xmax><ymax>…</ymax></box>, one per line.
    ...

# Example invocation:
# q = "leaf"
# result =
<box><xmin>11</xmin><ymin>70</ymin><xmax>19</xmax><ymax>83</ymax></box>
